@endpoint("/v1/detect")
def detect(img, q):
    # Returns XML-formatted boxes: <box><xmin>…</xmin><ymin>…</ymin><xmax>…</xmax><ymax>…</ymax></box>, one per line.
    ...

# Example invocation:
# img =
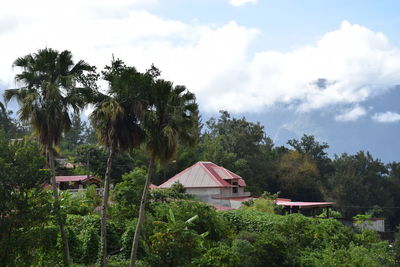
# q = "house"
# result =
<box><xmin>158</xmin><ymin>161</ymin><xmax>251</xmax><ymax>209</ymax></box>
<box><xmin>55</xmin><ymin>175</ymin><xmax>101</xmax><ymax>191</ymax></box>
<box><xmin>158</xmin><ymin>161</ymin><xmax>339</xmax><ymax>212</ymax></box>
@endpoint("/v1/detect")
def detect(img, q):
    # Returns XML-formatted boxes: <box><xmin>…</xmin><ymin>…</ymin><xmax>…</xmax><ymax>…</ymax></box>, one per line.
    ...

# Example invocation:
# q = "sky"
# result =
<box><xmin>0</xmin><ymin>0</ymin><xmax>400</xmax><ymax>162</ymax></box>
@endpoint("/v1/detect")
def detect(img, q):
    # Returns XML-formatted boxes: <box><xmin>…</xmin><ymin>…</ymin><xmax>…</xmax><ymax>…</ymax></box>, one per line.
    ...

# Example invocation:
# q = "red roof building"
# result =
<box><xmin>159</xmin><ymin>162</ymin><xmax>251</xmax><ymax>209</ymax></box>
<box><xmin>149</xmin><ymin>184</ymin><xmax>158</xmax><ymax>189</ymax></box>
<box><xmin>55</xmin><ymin>175</ymin><xmax>101</xmax><ymax>191</ymax></box>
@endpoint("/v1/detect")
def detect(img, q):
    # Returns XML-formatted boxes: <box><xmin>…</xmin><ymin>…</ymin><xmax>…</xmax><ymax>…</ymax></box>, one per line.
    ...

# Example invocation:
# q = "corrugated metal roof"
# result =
<box><xmin>158</xmin><ymin>161</ymin><xmax>246</xmax><ymax>189</ymax></box>
<box><xmin>56</xmin><ymin>176</ymin><xmax>89</xmax><ymax>182</ymax></box>
<box><xmin>149</xmin><ymin>184</ymin><xmax>158</xmax><ymax>189</ymax></box>
<box><xmin>238</xmin><ymin>179</ymin><xmax>246</xmax><ymax>187</ymax></box>
<box><xmin>55</xmin><ymin>175</ymin><xmax>100</xmax><ymax>183</ymax></box>
<box><xmin>276</xmin><ymin>201</ymin><xmax>335</xmax><ymax>208</ymax></box>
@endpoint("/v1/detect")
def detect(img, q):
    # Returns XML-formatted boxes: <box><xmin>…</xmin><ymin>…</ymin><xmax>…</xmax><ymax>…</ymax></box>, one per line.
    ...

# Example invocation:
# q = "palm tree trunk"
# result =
<box><xmin>48</xmin><ymin>147</ymin><xmax>71</xmax><ymax>267</ymax></box>
<box><xmin>99</xmin><ymin>143</ymin><xmax>115</xmax><ymax>267</ymax></box>
<box><xmin>129</xmin><ymin>157</ymin><xmax>155</xmax><ymax>267</ymax></box>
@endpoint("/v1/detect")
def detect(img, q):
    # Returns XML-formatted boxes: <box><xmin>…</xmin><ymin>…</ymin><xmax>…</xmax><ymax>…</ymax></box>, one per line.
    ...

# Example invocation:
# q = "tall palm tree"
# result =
<box><xmin>3</xmin><ymin>48</ymin><xmax>94</xmax><ymax>266</ymax></box>
<box><xmin>90</xmin><ymin>59</ymin><xmax>149</xmax><ymax>267</ymax></box>
<box><xmin>129</xmin><ymin>79</ymin><xmax>199</xmax><ymax>267</ymax></box>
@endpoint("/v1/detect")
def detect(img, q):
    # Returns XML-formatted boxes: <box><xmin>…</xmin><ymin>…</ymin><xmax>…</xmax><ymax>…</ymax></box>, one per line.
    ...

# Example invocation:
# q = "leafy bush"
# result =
<box><xmin>192</xmin><ymin>243</ymin><xmax>240</xmax><ymax>267</ymax></box>
<box><xmin>222</xmin><ymin>209</ymin><xmax>277</xmax><ymax>232</ymax></box>
<box><xmin>299</xmin><ymin>242</ymin><xmax>395</xmax><ymax>267</ymax></box>
<box><xmin>146</xmin><ymin>218</ymin><xmax>202</xmax><ymax>266</ymax></box>
<box><xmin>152</xmin><ymin>199</ymin><xmax>232</xmax><ymax>241</ymax></box>
<box><xmin>242</xmin><ymin>192</ymin><xmax>281</xmax><ymax>214</ymax></box>
<box><xmin>222</xmin><ymin>210</ymin><xmax>356</xmax><ymax>265</ymax></box>
<box><xmin>67</xmin><ymin>214</ymin><xmax>120</xmax><ymax>264</ymax></box>
<box><xmin>59</xmin><ymin>185</ymin><xmax>102</xmax><ymax>216</ymax></box>
<box><xmin>111</xmin><ymin>168</ymin><xmax>146</xmax><ymax>225</ymax></box>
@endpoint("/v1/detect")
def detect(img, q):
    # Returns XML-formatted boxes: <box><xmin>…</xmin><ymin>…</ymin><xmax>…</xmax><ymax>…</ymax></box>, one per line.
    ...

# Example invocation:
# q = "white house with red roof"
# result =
<box><xmin>158</xmin><ymin>161</ymin><xmax>251</xmax><ymax>209</ymax></box>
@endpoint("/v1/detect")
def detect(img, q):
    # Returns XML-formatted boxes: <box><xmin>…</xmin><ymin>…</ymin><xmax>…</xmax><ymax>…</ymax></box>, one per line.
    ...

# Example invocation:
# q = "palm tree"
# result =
<box><xmin>129</xmin><ymin>79</ymin><xmax>199</xmax><ymax>266</ymax></box>
<box><xmin>3</xmin><ymin>48</ymin><xmax>94</xmax><ymax>266</ymax></box>
<box><xmin>90</xmin><ymin>59</ymin><xmax>149</xmax><ymax>267</ymax></box>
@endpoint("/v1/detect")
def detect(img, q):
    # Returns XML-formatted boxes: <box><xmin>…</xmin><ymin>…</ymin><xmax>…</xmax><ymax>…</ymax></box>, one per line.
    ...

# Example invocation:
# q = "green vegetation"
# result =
<box><xmin>1</xmin><ymin>47</ymin><xmax>400</xmax><ymax>266</ymax></box>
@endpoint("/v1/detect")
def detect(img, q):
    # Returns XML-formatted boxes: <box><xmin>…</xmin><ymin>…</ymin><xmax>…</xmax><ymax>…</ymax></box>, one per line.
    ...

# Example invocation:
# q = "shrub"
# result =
<box><xmin>221</xmin><ymin>209</ymin><xmax>277</xmax><ymax>232</ymax></box>
<box><xmin>192</xmin><ymin>243</ymin><xmax>240</xmax><ymax>267</ymax></box>
<box><xmin>67</xmin><ymin>214</ymin><xmax>120</xmax><ymax>264</ymax></box>
<box><xmin>299</xmin><ymin>242</ymin><xmax>395</xmax><ymax>267</ymax></box>
<box><xmin>152</xmin><ymin>200</ymin><xmax>232</xmax><ymax>241</ymax></box>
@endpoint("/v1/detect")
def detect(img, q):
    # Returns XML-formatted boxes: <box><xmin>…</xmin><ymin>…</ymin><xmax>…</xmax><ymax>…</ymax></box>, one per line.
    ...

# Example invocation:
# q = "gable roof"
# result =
<box><xmin>158</xmin><ymin>161</ymin><xmax>246</xmax><ymax>189</ymax></box>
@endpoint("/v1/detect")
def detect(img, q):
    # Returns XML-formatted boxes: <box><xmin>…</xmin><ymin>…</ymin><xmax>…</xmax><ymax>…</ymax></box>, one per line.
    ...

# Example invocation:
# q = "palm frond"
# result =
<box><xmin>10</xmin><ymin>48</ymin><xmax>95</xmax><ymax>148</ymax></box>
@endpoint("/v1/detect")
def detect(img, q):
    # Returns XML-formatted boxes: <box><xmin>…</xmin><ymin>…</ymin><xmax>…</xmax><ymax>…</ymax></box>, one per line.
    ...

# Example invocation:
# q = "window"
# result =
<box><xmin>232</xmin><ymin>187</ymin><xmax>238</xmax><ymax>193</ymax></box>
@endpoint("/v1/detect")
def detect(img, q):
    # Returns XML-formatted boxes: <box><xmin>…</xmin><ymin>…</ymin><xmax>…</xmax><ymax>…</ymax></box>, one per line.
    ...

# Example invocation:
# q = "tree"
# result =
<box><xmin>329</xmin><ymin>151</ymin><xmax>391</xmax><ymax>220</ymax></box>
<box><xmin>0</xmin><ymin>101</ymin><xmax>13</xmax><ymax>135</ymax></box>
<box><xmin>0</xmin><ymin>132</ymin><xmax>56</xmax><ymax>266</ymax></box>
<box><xmin>111</xmin><ymin>168</ymin><xmax>147</xmax><ymax>224</ymax></box>
<box><xmin>129</xmin><ymin>78</ymin><xmax>199</xmax><ymax>266</ymax></box>
<box><xmin>74</xmin><ymin>144</ymin><xmax>134</xmax><ymax>182</ymax></box>
<box><xmin>61</xmin><ymin>112</ymin><xmax>86</xmax><ymax>152</ymax></box>
<box><xmin>90</xmin><ymin>59</ymin><xmax>149</xmax><ymax>266</ymax></box>
<box><xmin>288</xmin><ymin>134</ymin><xmax>334</xmax><ymax>187</ymax></box>
<box><xmin>275</xmin><ymin>150</ymin><xmax>323</xmax><ymax>201</ymax></box>
<box><xmin>4</xmin><ymin>48</ymin><xmax>95</xmax><ymax>266</ymax></box>
<box><xmin>201</xmin><ymin>111</ymin><xmax>275</xmax><ymax>194</ymax></box>
<box><xmin>0</xmin><ymin>100</ymin><xmax>25</xmax><ymax>138</ymax></box>
<box><xmin>386</xmin><ymin>162</ymin><xmax>400</xmax><ymax>228</ymax></box>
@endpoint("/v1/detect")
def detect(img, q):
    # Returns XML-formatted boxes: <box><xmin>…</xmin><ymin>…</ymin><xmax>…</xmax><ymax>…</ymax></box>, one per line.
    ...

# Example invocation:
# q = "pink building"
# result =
<box><xmin>158</xmin><ymin>161</ymin><xmax>251</xmax><ymax>209</ymax></box>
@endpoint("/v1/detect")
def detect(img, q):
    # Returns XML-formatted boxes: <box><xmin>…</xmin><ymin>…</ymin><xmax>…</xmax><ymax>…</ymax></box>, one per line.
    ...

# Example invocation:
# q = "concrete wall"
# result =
<box><xmin>356</xmin><ymin>219</ymin><xmax>385</xmax><ymax>232</ymax></box>
<box><xmin>230</xmin><ymin>200</ymin><xmax>244</xmax><ymax>209</ymax></box>
<box><xmin>186</xmin><ymin>187</ymin><xmax>250</xmax><ymax>208</ymax></box>
<box><xmin>186</xmin><ymin>188</ymin><xmax>224</xmax><ymax>206</ymax></box>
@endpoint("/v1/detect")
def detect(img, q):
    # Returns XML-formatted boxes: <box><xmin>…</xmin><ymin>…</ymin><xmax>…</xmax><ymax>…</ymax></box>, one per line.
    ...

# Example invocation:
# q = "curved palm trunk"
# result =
<box><xmin>99</xmin><ymin>144</ymin><xmax>115</xmax><ymax>267</ymax></box>
<box><xmin>48</xmin><ymin>148</ymin><xmax>71</xmax><ymax>267</ymax></box>
<box><xmin>129</xmin><ymin>157</ymin><xmax>155</xmax><ymax>267</ymax></box>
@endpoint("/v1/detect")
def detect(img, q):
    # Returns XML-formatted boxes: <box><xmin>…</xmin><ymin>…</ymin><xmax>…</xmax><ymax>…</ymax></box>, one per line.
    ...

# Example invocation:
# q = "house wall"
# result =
<box><xmin>186</xmin><ymin>188</ymin><xmax>221</xmax><ymax>204</ymax></box>
<box><xmin>186</xmin><ymin>188</ymin><xmax>232</xmax><ymax>207</ymax></box>
<box><xmin>185</xmin><ymin>187</ymin><xmax>249</xmax><ymax>208</ymax></box>
<box><xmin>220</xmin><ymin>187</ymin><xmax>246</xmax><ymax>196</ymax></box>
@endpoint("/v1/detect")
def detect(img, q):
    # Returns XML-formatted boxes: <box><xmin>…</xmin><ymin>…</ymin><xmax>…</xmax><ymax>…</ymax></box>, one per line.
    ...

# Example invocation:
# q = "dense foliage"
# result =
<box><xmin>1</xmin><ymin>47</ymin><xmax>400</xmax><ymax>266</ymax></box>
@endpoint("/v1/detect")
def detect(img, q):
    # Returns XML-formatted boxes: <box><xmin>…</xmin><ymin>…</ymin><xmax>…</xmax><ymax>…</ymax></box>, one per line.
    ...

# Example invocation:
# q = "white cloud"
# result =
<box><xmin>1</xmin><ymin>2</ymin><xmax>400</xmax><ymax>116</ymax></box>
<box><xmin>335</xmin><ymin>105</ymin><xmax>367</xmax><ymax>122</ymax></box>
<box><xmin>229</xmin><ymin>0</ymin><xmax>258</xmax><ymax>7</ymax></box>
<box><xmin>372</xmin><ymin>111</ymin><xmax>400</xmax><ymax>123</ymax></box>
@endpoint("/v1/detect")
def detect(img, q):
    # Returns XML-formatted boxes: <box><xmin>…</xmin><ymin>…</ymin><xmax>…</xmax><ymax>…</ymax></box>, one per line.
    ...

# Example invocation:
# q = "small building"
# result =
<box><xmin>55</xmin><ymin>175</ymin><xmax>101</xmax><ymax>191</ymax></box>
<box><xmin>158</xmin><ymin>161</ymin><xmax>251</xmax><ymax>209</ymax></box>
<box><xmin>275</xmin><ymin>198</ymin><xmax>335</xmax><ymax>217</ymax></box>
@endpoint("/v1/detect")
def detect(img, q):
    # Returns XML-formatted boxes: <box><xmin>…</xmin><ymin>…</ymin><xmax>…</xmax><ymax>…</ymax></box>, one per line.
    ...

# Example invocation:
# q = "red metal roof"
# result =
<box><xmin>238</xmin><ymin>179</ymin><xmax>246</xmax><ymax>187</ymax></box>
<box><xmin>55</xmin><ymin>175</ymin><xmax>100</xmax><ymax>183</ymax></box>
<box><xmin>158</xmin><ymin>161</ymin><xmax>247</xmax><ymax>189</ymax></box>
<box><xmin>201</xmin><ymin>162</ymin><xmax>233</xmax><ymax>187</ymax></box>
<box><xmin>276</xmin><ymin>200</ymin><xmax>335</xmax><ymax>209</ymax></box>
